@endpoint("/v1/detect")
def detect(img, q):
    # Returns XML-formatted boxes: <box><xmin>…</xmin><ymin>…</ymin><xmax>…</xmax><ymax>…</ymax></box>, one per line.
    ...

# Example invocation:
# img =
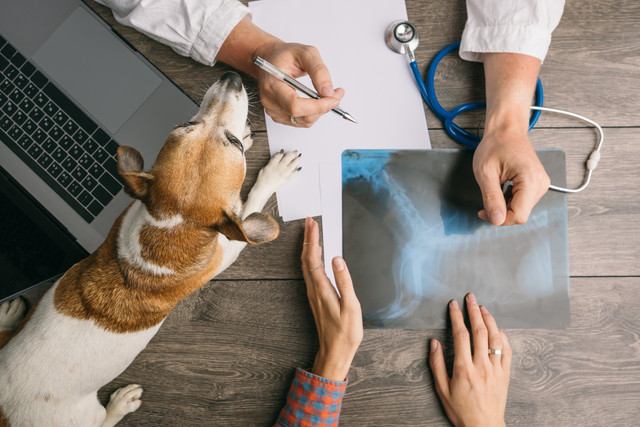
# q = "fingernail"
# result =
<box><xmin>430</xmin><ymin>339</ymin><xmax>438</xmax><ymax>352</ymax></box>
<box><xmin>449</xmin><ymin>300</ymin><xmax>458</xmax><ymax>310</ymax></box>
<box><xmin>467</xmin><ymin>292</ymin><xmax>476</xmax><ymax>305</ymax></box>
<box><xmin>333</xmin><ymin>257</ymin><xmax>345</xmax><ymax>272</ymax></box>
<box><xmin>489</xmin><ymin>210</ymin><xmax>502</xmax><ymax>225</ymax></box>
<box><xmin>320</xmin><ymin>85</ymin><xmax>334</xmax><ymax>97</ymax></box>
<box><xmin>480</xmin><ymin>305</ymin><xmax>488</xmax><ymax>314</ymax></box>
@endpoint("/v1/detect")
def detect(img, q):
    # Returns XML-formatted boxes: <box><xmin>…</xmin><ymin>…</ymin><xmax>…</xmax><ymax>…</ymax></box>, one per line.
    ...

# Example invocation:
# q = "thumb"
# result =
<box><xmin>331</xmin><ymin>257</ymin><xmax>359</xmax><ymax>308</ymax></box>
<box><xmin>475</xmin><ymin>167</ymin><xmax>507</xmax><ymax>225</ymax></box>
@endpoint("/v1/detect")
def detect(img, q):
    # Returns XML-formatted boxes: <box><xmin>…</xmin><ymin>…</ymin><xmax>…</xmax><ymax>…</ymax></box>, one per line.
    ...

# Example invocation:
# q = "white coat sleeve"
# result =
<box><xmin>94</xmin><ymin>0</ymin><xmax>249</xmax><ymax>66</ymax></box>
<box><xmin>460</xmin><ymin>0</ymin><xmax>565</xmax><ymax>63</ymax></box>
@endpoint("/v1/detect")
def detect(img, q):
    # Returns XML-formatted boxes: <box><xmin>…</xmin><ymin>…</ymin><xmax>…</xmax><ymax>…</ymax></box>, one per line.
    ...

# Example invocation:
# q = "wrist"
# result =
<box><xmin>218</xmin><ymin>16</ymin><xmax>280</xmax><ymax>77</ymax></box>
<box><xmin>484</xmin><ymin>106</ymin><xmax>529</xmax><ymax>138</ymax></box>
<box><xmin>312</xmin><ymin>350</ymin><xmax>355</xmax><ymax>381</ymax></box>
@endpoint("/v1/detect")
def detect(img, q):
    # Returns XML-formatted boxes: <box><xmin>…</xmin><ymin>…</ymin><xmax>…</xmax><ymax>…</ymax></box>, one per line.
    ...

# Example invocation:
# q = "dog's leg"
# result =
<box><xmin>215</xmin><ymin>150</ymin><xmax>301</xmax><ymax>271</ymax></box>
<box><xmin>101</xmin><ymin>384</ymin><xmax>143</xmax><ymax>427</ymax></box>
<box><xmin>242</xmin><ymin>150</ymin><xmax>301</xmax><ymax>219</ymax></box>
<box><xmin>0</xmin><ymin>298</ymin><xmax>27</xmax><ymax>349</ymax></box>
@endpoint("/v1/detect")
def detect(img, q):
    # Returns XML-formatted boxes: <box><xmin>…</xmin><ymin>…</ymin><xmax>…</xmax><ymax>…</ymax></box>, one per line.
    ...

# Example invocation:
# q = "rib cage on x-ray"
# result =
<box><xmin>342</xmin><ymin>149</ymin><xmax>570</xmax><ymax>329</ymax></box>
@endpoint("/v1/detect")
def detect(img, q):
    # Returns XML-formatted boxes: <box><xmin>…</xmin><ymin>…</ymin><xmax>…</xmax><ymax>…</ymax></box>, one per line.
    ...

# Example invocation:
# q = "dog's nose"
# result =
<box><xmin>220</xmin><ymin>71</ymin><xmax>243</xmax><ymax>92</ymax></box>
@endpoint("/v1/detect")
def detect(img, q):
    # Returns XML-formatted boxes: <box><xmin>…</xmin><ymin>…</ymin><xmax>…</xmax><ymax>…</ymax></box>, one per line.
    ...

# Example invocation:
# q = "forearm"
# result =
<box><xmin>217</xmin><ymin>16</ymin><xmax>280</xmax><ymax>78</ymax></box>
<box><xmin>482</xmin><ymin>53</ymin><xmax>540</xmax><ymax>136</ymax></box>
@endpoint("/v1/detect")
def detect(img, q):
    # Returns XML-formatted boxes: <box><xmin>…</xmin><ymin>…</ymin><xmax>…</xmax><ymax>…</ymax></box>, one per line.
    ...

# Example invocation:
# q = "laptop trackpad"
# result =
<box><xmin>32</xmin><ymin>7</ymin><xmax>161</xmax><ymax>134</ymax></box>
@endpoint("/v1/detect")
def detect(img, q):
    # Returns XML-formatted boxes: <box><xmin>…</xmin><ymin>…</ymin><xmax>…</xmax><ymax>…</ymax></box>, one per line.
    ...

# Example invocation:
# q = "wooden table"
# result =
<box><xmin>82</xmin><ymin>1</ymin><xmax>640</xmax><ymax>425</ymax></box>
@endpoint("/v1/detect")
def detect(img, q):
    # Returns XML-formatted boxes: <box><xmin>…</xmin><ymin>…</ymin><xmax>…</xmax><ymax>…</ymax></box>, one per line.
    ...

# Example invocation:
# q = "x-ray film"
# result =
<box><xmin>342</xmin><ymin>149</ymin><xmax>570</xmax><ymax>329</ymax></box>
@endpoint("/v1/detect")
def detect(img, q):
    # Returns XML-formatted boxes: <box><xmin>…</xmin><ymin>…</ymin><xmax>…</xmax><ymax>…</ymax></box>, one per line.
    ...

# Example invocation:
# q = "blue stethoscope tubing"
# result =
<box><xmin>410</xmin><ymin>41</ymin><xmax>544</xmax><ymax>150</ymax></box>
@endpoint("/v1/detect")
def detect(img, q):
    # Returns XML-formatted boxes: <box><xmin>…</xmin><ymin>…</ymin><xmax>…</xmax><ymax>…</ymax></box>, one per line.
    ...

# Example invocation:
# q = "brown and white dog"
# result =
<box><xmin>0</xmin><ymin>71</ymin><xmax>300</xmax><ymax>427</ymax></box>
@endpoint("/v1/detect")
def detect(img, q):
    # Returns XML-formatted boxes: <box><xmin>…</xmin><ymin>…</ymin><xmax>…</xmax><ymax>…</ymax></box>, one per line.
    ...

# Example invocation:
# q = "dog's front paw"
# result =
<box><xmin>0</xmin><ymin>298</ymin><xmax>27</xmax><ymax>331</ymax></box>
<box><xmin>106</xmin><ymin>384</ymin><xmax>143</xmax><ymax>419</ymax></box>
<box><xmin>255</xmin><ymin>150</ymin><xmax>302</xmax><ymax>193</ymax></box>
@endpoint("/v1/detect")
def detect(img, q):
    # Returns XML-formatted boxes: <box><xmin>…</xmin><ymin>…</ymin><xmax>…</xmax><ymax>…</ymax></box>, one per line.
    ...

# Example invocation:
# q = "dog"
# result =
<box><xmin>0</xmin><ymin>71</ymin><xmax>301</xmax><ymax>427</ymax></box>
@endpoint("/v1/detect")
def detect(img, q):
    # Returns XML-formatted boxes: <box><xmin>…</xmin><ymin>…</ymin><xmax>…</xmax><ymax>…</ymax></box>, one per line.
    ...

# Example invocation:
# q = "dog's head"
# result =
<box><xmin>116</xmin><ymin>71</ymin><xmax>278</xmax><ymax>245</ymax></box>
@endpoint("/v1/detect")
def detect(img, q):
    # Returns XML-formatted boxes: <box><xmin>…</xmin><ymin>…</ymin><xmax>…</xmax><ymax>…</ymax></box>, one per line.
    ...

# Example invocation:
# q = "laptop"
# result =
<box><xmin>0</xmin><ymin>0</ymin><xmax>198</xmax><ymax>302</ymax></box>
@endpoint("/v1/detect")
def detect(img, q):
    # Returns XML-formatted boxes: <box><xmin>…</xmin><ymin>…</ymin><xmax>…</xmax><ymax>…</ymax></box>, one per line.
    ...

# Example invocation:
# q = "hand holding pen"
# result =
<box><xmin>252</xmin><ymin>42</ymin><xmax>355</xmax><ymax>126</ymax></box>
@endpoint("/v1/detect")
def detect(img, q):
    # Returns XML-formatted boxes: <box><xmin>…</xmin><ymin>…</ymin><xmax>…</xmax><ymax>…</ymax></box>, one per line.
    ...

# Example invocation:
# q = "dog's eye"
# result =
<box><xmin>224</xmin><ymin>130</ymin><xmax>244</xmax><ymax>155</ymax></box>
<box><xmin>174</xmin><ymin>121</ymin><xmax>199</xmax><ymax>129</ymax></box>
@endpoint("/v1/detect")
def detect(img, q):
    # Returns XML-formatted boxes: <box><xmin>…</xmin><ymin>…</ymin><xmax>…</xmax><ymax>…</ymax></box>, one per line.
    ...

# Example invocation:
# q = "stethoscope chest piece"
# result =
<box><xmin>385</xmin><ymin>20</ymin><xmax>419</xmax><ymax>57</ymax></box>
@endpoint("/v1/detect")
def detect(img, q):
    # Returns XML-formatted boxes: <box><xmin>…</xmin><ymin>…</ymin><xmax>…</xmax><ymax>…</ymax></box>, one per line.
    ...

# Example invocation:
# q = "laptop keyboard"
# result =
<box><xmin>0</xmin><ymin>34</ymin><xmax>123</xmax><ymax>223</ymax></box>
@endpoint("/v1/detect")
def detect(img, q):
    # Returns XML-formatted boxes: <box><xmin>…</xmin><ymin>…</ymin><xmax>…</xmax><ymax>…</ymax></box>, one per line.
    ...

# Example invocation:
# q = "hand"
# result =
<box><xmin>254</xmin><ymin>41</ymin><xmax>345</xmax><ymax>127</ymax></box>
<box><xmin>429</xmin><ymin>293</ymin><xmax>512</xmax><ymax>427</ymax></box>
<box><xmin>473</xmin><ymin>130</ymin><xmax>550</xmax><ymax>226</ymax></box>
<box><xmin>301</xmin><ymin>217</ymin><xmax>363</xmax><ymax>381</ymax></box>
<box><xmin>475</xmin><ymin>52</ymin><xmax>550</xmax><ymax>226</ymax></box>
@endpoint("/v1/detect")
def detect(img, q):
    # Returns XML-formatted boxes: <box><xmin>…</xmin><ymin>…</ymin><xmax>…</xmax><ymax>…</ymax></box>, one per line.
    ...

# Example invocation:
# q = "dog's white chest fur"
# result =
<box><xmin>0</xmin><ymin>281</ymin><xmax>161</xmax><ymax>426</ymax></box>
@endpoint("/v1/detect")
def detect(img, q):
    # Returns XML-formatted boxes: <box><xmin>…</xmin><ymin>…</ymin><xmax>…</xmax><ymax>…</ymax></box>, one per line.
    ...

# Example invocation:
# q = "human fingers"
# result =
<box><xmin>449</xmin><ymin>300</ymin><xmax>473</xmax><ymax>368</ymax></box>
<box><xmin>301</xmin><ymin>218</ymin><xmax>338</xmax><ymax>304</ymax></box>
<box><xmin>301</xmin><ymin>218</ymin><xmax>324</xmax><ymax>290</ymax></box>
<box><xmin>500</xmin><ymin>330</ymin><xmax>512</xmax><ymax>373</ymax></box>
<box><xmin>465</xmin><ymin>293</ymin><xmax>489</xmax><ymax>364</ymax></box>
<box><xmin>288</xmin><ymin>88</ymin><xmax>346</xmax><ymax>127</ymax></box>
<box><xmin>480</xmin><ymin>305</ymin><xmax>503</xmax><ymax>367</ymax></box>
<box><xmin>297</xmin><ymin>45</ymin><xmax>334</xmax><ymax>96</ymax></box>
<box><xmin>331</xmin><ymin>257</ymin><xmax>360</xmax><ymax>312</ymax></box>
<box><xmin>474</xmin><ymin>164</ymin><xmax>507</xmax><ymax>225</ymax></box>
<box><xmin>504</xmin><ymin>172</ymin><xmax>549</xmax><ymax>225</ymax></box>
<box><xmin>429</xmin><ymin>339</ymin><xmax>450</xmax><ymax>399</ymax></box>
<box><xmin>269</xmin><ymin>84</ymin><xmax>342</xmax><ymax>119</ymax></box>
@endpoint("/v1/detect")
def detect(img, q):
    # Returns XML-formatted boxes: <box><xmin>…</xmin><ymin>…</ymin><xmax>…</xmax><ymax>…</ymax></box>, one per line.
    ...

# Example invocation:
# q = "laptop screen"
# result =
<box><xmin>0</xmin><ymin>166</ymin><xmax>87</xmax><ymax>302</ymax></box>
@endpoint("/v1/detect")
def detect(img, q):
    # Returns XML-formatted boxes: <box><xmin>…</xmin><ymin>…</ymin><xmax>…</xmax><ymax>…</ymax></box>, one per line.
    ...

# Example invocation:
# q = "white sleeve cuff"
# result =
<box><xmin>189</xmin><ymin>0</ymin><xmax>250</xmax><ymax>66</ymax></box>
<box><xmin>459</xmin><ymin>25</ymin><xmax>551</xmax><ymax>63</ymax></box>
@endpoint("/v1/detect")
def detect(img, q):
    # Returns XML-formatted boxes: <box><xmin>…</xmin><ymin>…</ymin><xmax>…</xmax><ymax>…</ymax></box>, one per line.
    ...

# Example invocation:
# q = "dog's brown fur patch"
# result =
<box><xmin>0</xmin><ymin>406</ymin><xmax>10</xmax><ymax>427</ymax></box>
<box><xmin>54</xmin><ymin>208</ymin><xmax>225</xmax><ymax>333</ymax></box>
<box><xmin>0</xmin><ymin>332</ymin><xmax>12</xmax><ymax>350</ymax></box>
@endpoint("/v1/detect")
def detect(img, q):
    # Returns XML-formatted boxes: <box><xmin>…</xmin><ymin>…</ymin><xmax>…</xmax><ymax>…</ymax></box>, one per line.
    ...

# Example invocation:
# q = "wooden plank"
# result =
<box><xmin>86</xmin><ymin>0</ymin><xmax>640</xmax><ymax>130</ymax></box>
<box><xmin>219</xmin><ymin>127</ymin><xmax>640</xmax><ymax>280</ymax></box>
<box><xmin>102</xmin><ymin>276</ymin><xmax>640</xmax><ymax>426</ymax></box>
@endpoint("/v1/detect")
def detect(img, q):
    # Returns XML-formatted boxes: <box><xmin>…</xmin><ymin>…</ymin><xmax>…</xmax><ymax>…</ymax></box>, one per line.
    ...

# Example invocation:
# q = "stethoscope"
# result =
<box><xmin>384</xmin><ymin>20</ymin><xmax>604</xmax><ymax>193</ymax></box>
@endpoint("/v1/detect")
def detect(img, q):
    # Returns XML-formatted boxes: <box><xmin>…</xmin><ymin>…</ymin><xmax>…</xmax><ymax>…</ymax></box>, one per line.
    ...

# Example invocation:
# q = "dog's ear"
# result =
<box><xmin>216</xmin><ymin>211</ymin><xmax>280</xmax><ymax>245</ymax></box>
<box><xmin>117</xmin><ymin>146</ymin><xmax>154</xmax><ymax>199</ymax></box>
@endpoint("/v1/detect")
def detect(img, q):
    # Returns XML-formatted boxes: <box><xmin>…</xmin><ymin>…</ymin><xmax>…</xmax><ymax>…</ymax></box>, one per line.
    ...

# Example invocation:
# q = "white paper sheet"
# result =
<box><xmin>250</xmin><ymin>0</ymin><xmax>430</xmax><ymax>221</ymax></box>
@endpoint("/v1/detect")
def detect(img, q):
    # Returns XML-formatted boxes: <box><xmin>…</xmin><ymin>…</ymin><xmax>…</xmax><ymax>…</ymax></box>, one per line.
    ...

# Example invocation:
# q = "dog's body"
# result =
<box><xmin>0</xmin><ymin>73</ymin><xmax>300</xmax><ymax>427</ymax></box>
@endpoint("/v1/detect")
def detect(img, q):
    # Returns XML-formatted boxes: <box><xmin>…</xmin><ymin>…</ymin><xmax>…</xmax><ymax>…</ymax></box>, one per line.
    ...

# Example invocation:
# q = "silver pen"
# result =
<box><xmin>253</xmin><ymin>56</ymin><xmax>357</xmax><ymax>124</ymax></box>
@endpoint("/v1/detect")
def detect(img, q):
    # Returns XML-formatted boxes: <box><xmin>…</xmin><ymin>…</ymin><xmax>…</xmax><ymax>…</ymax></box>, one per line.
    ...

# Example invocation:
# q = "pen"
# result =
<box><xmin>253</xmin><ymin>56</ymin><xmax>357</xmax><ymax>124</ymax></box>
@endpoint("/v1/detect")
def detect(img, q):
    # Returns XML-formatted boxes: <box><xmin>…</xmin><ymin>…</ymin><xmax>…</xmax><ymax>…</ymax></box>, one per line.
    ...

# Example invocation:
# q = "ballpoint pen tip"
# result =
<box><xmin>344</xmin><ymin>113</ymin><xmax>358</xmax><ymax>124</ymax></box>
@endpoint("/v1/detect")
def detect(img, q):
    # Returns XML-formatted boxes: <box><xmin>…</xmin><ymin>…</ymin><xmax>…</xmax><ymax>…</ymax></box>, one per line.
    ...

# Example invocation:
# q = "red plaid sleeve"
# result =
<box><xmin>274</xmin><ymin>368</ymin><xmax>347</xmax><ymax>427</ymax></box>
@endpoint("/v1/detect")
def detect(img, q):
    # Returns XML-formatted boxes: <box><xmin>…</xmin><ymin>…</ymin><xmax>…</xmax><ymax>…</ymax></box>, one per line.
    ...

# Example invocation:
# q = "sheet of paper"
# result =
<box><xmin>249</xmin><ymin>0</ymin><xmax>430</xmax><ymax>221</ymax></box>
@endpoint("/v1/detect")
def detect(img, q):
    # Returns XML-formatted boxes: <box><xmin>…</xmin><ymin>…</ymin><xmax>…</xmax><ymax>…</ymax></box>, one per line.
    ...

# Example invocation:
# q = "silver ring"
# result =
<box><xmin>290</xmin><ymin>115</ymin><xmax>298</xmax><ymax>125</ymax></box>
<box><xmin>488</xmin><ymin>348</ymin><xmax>503</xmax><ymax>356</ymax></box>
<box><xmin>303</xmin><ymin>242</ymin><xmax>312</xmax><ymax>245</ymax></box>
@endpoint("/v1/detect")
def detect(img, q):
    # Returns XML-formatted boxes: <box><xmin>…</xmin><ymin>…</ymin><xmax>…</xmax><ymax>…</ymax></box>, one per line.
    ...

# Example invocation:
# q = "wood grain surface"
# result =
<box><xmin>71</xmin><ymin>0</ymin><xmax>640</xmax><ymax>425</ymax></box>
<box><xmin>99</xmin><ymin>277</ymin><xmax>640</xmax><ymax>426</ymax></box>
